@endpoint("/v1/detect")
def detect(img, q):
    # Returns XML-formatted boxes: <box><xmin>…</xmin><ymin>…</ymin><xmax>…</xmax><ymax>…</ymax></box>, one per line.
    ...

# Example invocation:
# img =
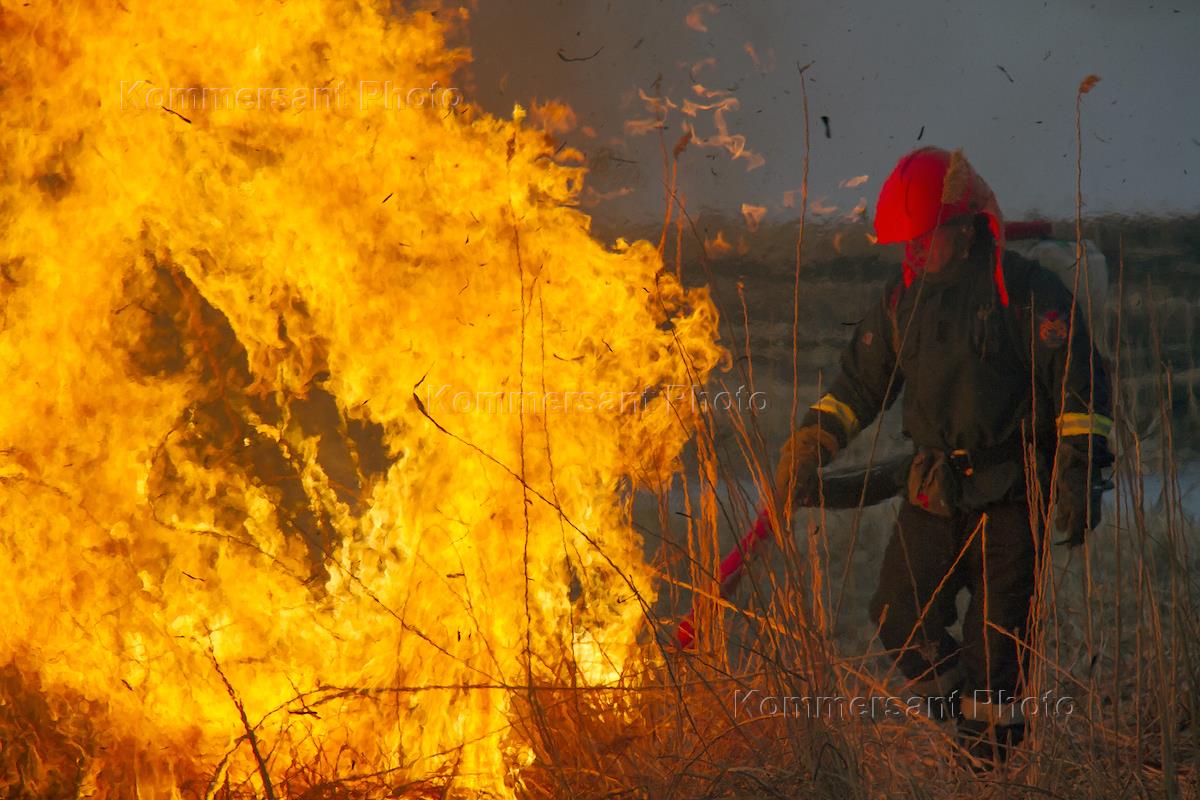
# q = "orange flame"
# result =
<box><xmin>685</xmin><ymin>2</ymin><xmax>720</xmax><ymax>32</ymax></box>
<box><xmin>740</xmin><ymin>203</ymin><xmax>767</xmax><ymax>232</ymax></box>
<box><xmin>0</xmin><ymin>1</ymin><xmax>723</xmax><ymax>796</ymax></box>
<box><xmin>680</xmin><ymin>97</ymin><xmax>766</xmax><ymax>171</ymax></box>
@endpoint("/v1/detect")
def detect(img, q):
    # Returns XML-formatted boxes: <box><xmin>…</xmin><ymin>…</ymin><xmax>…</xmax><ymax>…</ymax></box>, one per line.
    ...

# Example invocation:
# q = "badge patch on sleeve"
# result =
<box><xmin>1038</xmin><ymin>310</ymin><xmax>1069</xmax><ymax>348</ymax></box>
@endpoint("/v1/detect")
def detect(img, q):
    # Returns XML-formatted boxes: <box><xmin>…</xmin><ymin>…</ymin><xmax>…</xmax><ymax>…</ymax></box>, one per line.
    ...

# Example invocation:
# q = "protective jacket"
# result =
<box><xmin>801</xmin><ymin>239</ymin><xmax>1112</xmax><ymax>510</ymax></box>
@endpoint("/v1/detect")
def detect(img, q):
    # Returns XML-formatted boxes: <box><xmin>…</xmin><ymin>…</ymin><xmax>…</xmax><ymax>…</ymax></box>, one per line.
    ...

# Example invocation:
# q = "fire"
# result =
<box><xmin>740</xmin><ymin>203</ymin><xmax>767</xmax><ymax>232</ymax></box>
<box><xmin>0</xmin><ymin>2</ymin><xmax>723</xmax><ymax>796</ymax></box>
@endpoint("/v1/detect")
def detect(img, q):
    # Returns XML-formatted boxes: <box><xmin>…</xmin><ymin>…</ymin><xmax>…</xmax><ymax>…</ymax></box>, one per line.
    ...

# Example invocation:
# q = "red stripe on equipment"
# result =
<box><xmin>675</xmin><ymin>509</ymin><xmax>775</xmax><ymax>649</ymax></box>
<box><xmin>1004</xmin><ymin>220</ymin><xmax>1052</xmax><ymax>240</ymax></box>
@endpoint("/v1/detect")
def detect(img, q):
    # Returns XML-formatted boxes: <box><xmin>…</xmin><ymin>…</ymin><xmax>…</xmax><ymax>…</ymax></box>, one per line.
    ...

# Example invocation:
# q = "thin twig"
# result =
<box><xmin>209</xmin><ymin>651</ymin><xmax>278</xmax><ymax>800</ymax></box>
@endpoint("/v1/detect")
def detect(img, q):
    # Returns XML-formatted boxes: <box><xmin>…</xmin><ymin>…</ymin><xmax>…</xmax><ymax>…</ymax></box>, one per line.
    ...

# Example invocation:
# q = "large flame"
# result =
<box><xmin>0</xmin><ymin>2</ymin><xmax>723</xmax><ymax>795</ymax></box>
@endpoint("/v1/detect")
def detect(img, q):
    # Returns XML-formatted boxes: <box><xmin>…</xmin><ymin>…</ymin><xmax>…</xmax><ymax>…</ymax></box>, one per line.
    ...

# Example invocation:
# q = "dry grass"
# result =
<box><xmin>500</xmin><ymin>86</ymin><xmax>1200</xmax><ymax>798</ymax></box>
<box><xmin>2</xmin><ymin>256</ymin><xmax>1197</xmax><ymax>800</ymax></box>
<box><xmin>5</xmin><ymin>95</ymin><xmax>1200</xmax><ymax>800</ymax></box>
<box><xmin>486</xmin><ymin>244</ymin><xmax>1200</xmax><ymax>799</ymax></box>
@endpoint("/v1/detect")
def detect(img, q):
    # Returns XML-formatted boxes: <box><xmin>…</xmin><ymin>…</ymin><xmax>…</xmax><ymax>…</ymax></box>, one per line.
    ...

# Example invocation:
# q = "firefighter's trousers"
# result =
<box><xmin>868</xmin><ymin>499</ymin><xmax>1036</xmax><ymax>705</ymax></box>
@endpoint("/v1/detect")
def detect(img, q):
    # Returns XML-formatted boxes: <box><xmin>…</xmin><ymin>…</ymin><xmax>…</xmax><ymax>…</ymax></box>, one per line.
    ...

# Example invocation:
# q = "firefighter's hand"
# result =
<box><xmin>773</xmin><ymin>426</ymin><xmax>836</xmax><ymax>508</ymax></box>
<box><xmin>1054</xmin><ymin>437</ymin><xmax>1114</xmax><ymax>547</ymax></box>
<box><xmin>1054</xmin><ymin>476</ymin><xmax>1105</xmax><ymax>547</ymax></box>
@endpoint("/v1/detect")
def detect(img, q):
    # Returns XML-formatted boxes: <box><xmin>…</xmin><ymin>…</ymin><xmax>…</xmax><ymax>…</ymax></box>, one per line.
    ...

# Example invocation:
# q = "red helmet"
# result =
<box><xmin>874</xmin><ymin>147</ymin><xmax>1010</xmax><ymax>305</ymax></box>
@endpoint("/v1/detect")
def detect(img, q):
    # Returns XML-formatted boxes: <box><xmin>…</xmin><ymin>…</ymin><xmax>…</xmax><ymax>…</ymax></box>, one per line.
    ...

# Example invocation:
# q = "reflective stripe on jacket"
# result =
<box><xmin>801</xmin><ymin>247</ymin><xmax>1112</xmax><ymax>470</ymax></box>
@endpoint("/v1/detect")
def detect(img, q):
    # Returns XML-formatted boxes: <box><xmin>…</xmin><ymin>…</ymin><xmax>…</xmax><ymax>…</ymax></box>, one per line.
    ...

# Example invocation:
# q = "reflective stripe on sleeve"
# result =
<box><xmin>1057</xmin><ymin>412</ymin><xmax>1113</xmax><ymax>438</ymax></box>
<box><xmin>810</xmin><ymin>393</ymin><xmax>861</xmax><ymax>439</ymax></box>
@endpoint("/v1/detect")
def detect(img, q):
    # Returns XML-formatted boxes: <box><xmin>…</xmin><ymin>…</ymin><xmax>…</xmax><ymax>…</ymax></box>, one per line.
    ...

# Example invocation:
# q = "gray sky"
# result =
<box><xmin>467</xmin><ymin>0</ymin><xmax>1200</xmax><ymax>224</ymax></box>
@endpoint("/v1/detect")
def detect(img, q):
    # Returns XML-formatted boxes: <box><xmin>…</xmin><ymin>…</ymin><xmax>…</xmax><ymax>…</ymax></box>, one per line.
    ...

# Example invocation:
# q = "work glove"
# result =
<box><xmin>773</xmin><ymin>426</ymin><xmax>837</xmax><ymax>509</ymax></box>
<box><xmin>1054</xmin><ymin>436</ymin><xmax>1114</xmax><ymax>547</ymax></box>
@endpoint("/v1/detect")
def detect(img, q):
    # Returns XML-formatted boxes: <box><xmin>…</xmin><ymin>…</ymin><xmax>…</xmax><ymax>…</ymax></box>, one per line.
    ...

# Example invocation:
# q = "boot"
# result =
<box><xmin>956</xmin><ymin>718</ymin><xmax>1025</xmax><ymax>770</ymax></box>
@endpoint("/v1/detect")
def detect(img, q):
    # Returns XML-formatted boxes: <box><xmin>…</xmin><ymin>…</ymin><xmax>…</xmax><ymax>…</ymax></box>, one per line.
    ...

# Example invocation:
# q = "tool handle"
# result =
<box><xmin>674</xmin><ymin>509</ymin><xmax>773</xmax><ymax>648</ymax></box>
<box><xmin>672</xmin><ymin>454</ymin><xmax>912</xmax><ymax>649</ymax></box>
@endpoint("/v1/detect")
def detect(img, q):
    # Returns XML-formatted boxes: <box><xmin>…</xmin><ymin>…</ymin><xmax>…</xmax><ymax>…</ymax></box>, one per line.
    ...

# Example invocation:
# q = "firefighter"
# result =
<box><xmin>774</xmin><ymin>146</ymin><xmax>1113</xmax><ymax>763</ymax></box>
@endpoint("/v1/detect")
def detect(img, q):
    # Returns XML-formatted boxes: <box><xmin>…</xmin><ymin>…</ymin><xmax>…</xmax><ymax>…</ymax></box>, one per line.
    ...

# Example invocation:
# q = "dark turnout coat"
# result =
<box><xmin>802</xmin><ymin>244</ymin><xmax>1112</xmax><ymax>510</ymax></box>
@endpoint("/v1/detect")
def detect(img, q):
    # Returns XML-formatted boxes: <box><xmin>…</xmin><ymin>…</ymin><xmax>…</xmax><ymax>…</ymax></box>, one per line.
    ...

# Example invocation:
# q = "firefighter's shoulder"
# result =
<box><xmin>1000</xmin><ymin>249</ymin><xmax>1075</xmax><ymax>308</ymax></box>
<box><xmin>1004</xmin><ymin>238</ymin><xmax>1110</xmax><ymax>350</ymax></box>
<box><xmin>1001</xmin><ymin>250</ymin><xmax>1090</xmax><ymax>351</ymax></box>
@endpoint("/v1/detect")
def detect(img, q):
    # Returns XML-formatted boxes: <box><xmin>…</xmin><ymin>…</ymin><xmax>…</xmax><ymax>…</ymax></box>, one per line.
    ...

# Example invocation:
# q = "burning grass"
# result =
<box><xmin>0</xmin><ymin>0</ymin><xmax>725</xmax><ymax>795</ymax></box>
<box><xmin>4</xmin><ymin>245</ymin><xmax>1196</xmax><ymax>800</ymax></box>
<box><xmin>2</xmin><ymin>1</ymin><xmax>1199</xmax><ymax>798</ymax></box>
